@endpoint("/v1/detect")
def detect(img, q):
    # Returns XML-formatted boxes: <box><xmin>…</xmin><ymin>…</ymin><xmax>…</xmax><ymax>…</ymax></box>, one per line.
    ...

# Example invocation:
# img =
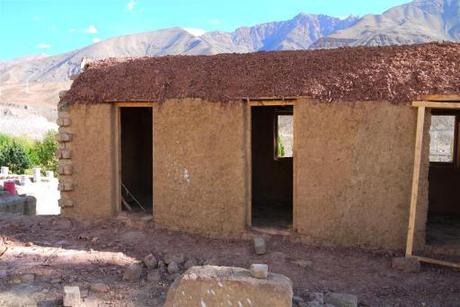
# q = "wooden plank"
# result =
<box><xmin>422</xmin><ymin>94</ymin><xmax>460</xmax><ymax>102</ymax></box>
<box><xmin>114</xmin><ymin>106</ymin><xmax>122</xmax><ymax>213</ymax></box>
<box><xmin>114</xmin><ymin>102</ymin><xmax>155</xmax><ymax>107</ymax></box>
<box><xmin>292</xmin><ymin>103</ymin><xmax>297</xmax><ymax>231</ymax></box>
<box><xmin>248</xmin><ymin>100</ymin><xmax>295</xmax><ymax>106</ymax></box>
<box><xmin>405</xmin><ymin>106</ymin><xmax>426</xmax><ymax>256</ymax></box>
<box><xmin>412</xmin><ymin>101</ymin><xmax>460</xmax><ymax>109</ymax></box>
<box><xmin>414</xmin><ymin>256</ymin><xmax>460</xmax><ymax>270</ymax></box>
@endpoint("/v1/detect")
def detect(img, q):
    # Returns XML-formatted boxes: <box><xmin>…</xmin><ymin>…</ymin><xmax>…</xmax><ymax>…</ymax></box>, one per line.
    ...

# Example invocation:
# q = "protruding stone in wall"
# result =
<box><xmin>56</xmin><ymin>149</ymin><xmax>72</xmax><ymax>160</ymax></box>
<box><xmin>58</xmin><ymin>111</ymin><xmax>70</xmax><ymax>119</ymax></box>
<box><xmin>69</xmin><ymin>73</ymin><xmax>80</xmax><ymax>81</ymax></box>
<box><xmin>58</xmin><ymin>163</ymin><xmax>73</xmax><ymax>176</ymax></box>
<box><xmin>58</xmin><ymin>90</ymin><xmax>68</xmax><ymax>99</ymax></box>
<box><xmin>57</xmin><ymin>118</ymin><xmax>72</xmax><ymax>127</ymax></box>
<box><xmin>56</xmin><ymin>132</ymin><xmax>73</xmax><ymax>142</ymax></box>
<box><xmin>58</xmin><ymin>198</ymin><xmax>74</xmax><ymax>208</ymax></box>
<box><xmin>58</xmin><ymin>182</ymin><xmax>74</xmax><ymax>192</ymax></box>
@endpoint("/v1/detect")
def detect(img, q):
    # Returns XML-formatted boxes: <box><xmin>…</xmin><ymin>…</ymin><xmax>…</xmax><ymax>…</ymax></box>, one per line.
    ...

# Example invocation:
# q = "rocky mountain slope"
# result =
<box><xmin>311</xmin><ymin>0</ymin><xmax>460</xmax><ymax>48</ymax></box>
<box><xmin>0</xmin><ymin>0</ymin><xmax>458</xmax><ymax>138</ymax></box>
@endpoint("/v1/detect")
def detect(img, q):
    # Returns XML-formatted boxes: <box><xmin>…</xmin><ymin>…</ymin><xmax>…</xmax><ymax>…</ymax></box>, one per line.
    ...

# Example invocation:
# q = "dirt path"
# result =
<box><xmin>0</xmin><ymin>214</ymin><xmax>459</xmax><ymax>306</ymax></box>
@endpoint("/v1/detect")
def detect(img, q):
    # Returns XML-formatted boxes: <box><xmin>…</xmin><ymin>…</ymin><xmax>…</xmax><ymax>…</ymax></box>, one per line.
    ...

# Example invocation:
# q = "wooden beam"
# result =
<box><xmin>114</xmin><ymin>102</ymin><xmax>155</xmax><ymax>107</ymax></box>
<box><xmin>248</xmin><ymin>100</ymin><xmax>294</xmax><ymax>106</ymax></box>
<box><xmin>414</xmin><ymin>256</ymin><xmax>460</xmax><ymax>270</ymax></box>
<box><xmin>422</xmin><ymin>94</ymin><xmax>460</xmax><ymax>102</ymax></box>
<box><xmin>412</xmin><ymin>101</ymin><xmax>460</xmax><ymax>109</ymax></box>
<box><xmin>406</xmin><ymin>106</ymin><xmax>426</xmax><ymax>256</ymax></box>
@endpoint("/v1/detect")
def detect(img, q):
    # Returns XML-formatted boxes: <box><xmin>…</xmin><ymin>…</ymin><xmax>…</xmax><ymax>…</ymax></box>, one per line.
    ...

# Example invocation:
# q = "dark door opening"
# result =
<box><xmin>427</xmin><ymin>110</ymin><xmax>460</xmax><ymax>248</ymax></box>
<box><xmin>120</xmin><ymin>107</ymin><xmax>153</xmax><ymax>213</ymax></box>
<box><xmin>251</xmin><ymin>106</ymin><xmax>293</xmax><ymax>229</ymax></box>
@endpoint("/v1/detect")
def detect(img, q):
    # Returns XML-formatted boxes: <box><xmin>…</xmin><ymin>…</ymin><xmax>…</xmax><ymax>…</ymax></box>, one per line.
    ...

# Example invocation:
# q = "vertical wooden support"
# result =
<box><xmin>406</xmin><ymin>106</ymin><xmax>426</xmax><ymax>256</ymax></box>
<box><xmin>113</xmin><ymin>106</ymin><xmax>122</xmax><ymax>213</ymax></box>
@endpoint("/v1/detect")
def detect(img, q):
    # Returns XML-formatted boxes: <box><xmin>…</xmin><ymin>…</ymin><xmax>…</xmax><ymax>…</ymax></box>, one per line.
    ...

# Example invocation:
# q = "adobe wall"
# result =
<box><xmin>58</xmin><ymin>103</ymin><xmax>117</xmax><ymax>218</ymax></box>
<box><xmin>294</xmin><ymin>99</ymin><xmax>429</xmax><ymax>250</ymax></box>
<box><xmin>153</xmin><ymin>99</ymin><xmax>247</xmax><ymax>237</ymax></box>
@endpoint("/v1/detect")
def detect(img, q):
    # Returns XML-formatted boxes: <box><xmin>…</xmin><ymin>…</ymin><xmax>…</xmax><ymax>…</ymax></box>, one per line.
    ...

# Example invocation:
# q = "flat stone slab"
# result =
<box><xmin>164</xmin><ymin>265</ymin><xmax>293</xmax><ymax>307</ymax></box>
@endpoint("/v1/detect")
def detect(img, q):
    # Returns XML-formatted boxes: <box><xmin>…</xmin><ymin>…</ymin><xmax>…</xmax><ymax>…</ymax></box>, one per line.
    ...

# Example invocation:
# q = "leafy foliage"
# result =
<box><xmin>0</xmin><ymin>131</ymin><xmax>58</xmax><ymax>174</ymax></box>
<box><xmin>0</xmin><ymin>140</ymin><xmax>31</xmax><ymax>174</ymax></box>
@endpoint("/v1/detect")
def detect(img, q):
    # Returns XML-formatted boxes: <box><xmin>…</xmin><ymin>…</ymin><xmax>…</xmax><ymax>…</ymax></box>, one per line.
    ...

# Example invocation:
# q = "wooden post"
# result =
<box><xmin>406</xmin><ymin>106</ymin><xmax>426</xmax><ymax>256</ymax></box>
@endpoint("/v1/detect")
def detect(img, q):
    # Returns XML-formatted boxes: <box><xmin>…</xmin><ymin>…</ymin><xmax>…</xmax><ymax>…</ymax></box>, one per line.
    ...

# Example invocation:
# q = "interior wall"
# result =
<box><xmin>429</xmin><ymin>166</ymin><xmax>460</xmax><ymax>216</ymax></box>
<box><xmin>153</xmin><ymin>99</ymin><xmax>246</xmax><ymax>237</ymax></box>
<box><xmin>121</xmin><ymin>107</ymin><xmax>153</xmax><ymax>211</ymax></box>
<box><xmin>294</xmin><ymin>99</ymin><xmax>429</xmax><ymax>250</ymax></box>
<box><xmin>251</xmin><ymin>107</ymin><xmax>293</xmax><ymax>225</ymax></box>
<box><xmin>61</xmin><ymin>104</ymin><xmax>116</xmax><ymax>218</ymax></box>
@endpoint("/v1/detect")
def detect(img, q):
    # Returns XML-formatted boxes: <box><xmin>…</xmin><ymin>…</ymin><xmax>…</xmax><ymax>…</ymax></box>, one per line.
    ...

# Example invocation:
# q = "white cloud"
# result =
<box><xmin>37</xmin><ymin>43</ymin><xmax>51</xmax><ymax>49</ymax></box>
<box><xmin>92</xmin><ymin>38</ymin><xmax>101</xmax><ymax>44</ymax></box>
<box><xmin>183</xmin><ymin>28</ymin><xmax>206</xmax><ymax>37</ymax></box>
<box><xmin>127</xmin><ymin>0</ymin><xmax>136</xmax><ymax>11</ymax></box>
<box><xmin>86</xmin><ymin>25</ymin><xmax>98</xmax><ymax>34</ymax></box>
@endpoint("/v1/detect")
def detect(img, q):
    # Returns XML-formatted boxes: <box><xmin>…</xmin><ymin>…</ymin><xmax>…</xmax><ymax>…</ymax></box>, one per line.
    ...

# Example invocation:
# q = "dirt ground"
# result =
<box><xmin>0</xmin><ymin>214</ymin><xmax>459</xmax><ymax>307</ymax></box>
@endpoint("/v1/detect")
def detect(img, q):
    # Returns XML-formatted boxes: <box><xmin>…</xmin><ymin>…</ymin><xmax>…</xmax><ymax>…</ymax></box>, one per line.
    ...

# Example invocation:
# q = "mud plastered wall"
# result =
<box><xmin>294</xmin><ymin>99</ymin><xmax>429</xmax><ymax>250</ymax></box>
<box><xmin>58</xmin><ymin>103</ymin><xmax>116</xmax><ymax>218</ymax></box>
<box><xmin>153</xmin><ymin>99</ymin><xmax>246</xmax><ymax>237</ymax></box>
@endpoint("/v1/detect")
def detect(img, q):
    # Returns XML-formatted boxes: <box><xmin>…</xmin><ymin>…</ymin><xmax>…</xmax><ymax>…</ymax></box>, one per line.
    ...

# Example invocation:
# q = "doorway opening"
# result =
<box><xmin>120</xmin><ymin>107</ymin><xmax>153</xmax><ymax>213</ymax></box>
<box><xmin>426</xmin><ymin>110</ymin><xmax>460</xmax><ymax>249</ymax></box>
<box><xmin>251</xmin><ymin>106</ymin><xmax>293</xmax><ymax>229</ymax></box>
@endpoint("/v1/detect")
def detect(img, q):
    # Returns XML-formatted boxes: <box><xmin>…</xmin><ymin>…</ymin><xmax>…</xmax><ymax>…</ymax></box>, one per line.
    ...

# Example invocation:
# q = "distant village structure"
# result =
<box><xmin>57</xmin><ymin>43</ymin><xmax>460</xmax><ymax>268</ymax></box>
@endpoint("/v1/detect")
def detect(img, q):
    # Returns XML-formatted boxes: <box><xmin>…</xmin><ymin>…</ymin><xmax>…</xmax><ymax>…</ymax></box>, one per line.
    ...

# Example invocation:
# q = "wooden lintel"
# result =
<box><xmin>412</xmin><ymin>101</ymin><xmax>460</xmax><ymax>109</ymax></box>
<box><xmin>414</xmin><ymin>256</ymin><xmax>460</xmax><ymax>270</ymax></box>
<box><xmin>422</xmin><ymin>94</ymin><xmax>460</xmax><ymax>102</ymax></box>
<box><xmin>248</xmin><ymin>101</ymin><xmax>295</xmax><ymax>106</ymax></box>
<box><xmin>114</xmin><ymin>102</ymin><xmax>155</xmax><ymax>107</ymax></box>
<box><xmin>406</xmin><ymin>106</ymin><xmax>426</xmax><ymax>256</ymax></box>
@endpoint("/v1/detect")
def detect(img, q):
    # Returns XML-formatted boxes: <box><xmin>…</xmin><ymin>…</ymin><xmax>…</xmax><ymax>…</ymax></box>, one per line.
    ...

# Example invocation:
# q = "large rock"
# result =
<box><xmin>164</xmin><ymin>266</ymin><xmax>292</xmax><ymax>307</ymax></box>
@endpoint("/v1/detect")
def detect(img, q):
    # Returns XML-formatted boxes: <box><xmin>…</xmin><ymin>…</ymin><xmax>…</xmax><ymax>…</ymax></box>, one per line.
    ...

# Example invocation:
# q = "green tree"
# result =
<box><xmin>33</xmin><ymin>130</ymin><xmax>58</xmax><ymax>173</ymax></box>
<box><xmin>0</xmin><ymin>140</ymin><xmax>31</xmax><ymax>174</ymax></box>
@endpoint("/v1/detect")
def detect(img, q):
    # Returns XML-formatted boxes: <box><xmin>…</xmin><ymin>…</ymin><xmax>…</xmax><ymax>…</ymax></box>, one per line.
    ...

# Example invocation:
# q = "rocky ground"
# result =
<box><xmin>0</xmin><ymin>213</ymin><xmax>459</xmax><ymax>307</ymax></box>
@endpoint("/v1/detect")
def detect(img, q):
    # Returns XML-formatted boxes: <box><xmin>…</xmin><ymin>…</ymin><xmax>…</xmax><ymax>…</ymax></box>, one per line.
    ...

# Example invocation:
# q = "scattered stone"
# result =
<box><xmin>306</xmin><ymin>292</ymin><xmax>324</xmax><ymax>304</ymax></box>
<box><xmin>147</xmin><ymin>270</ymin><xmax>161</xmax><ymax>283</ymax></box>
<box><xmin>158</xmin><ymin>260</ymin><xmax>166</xmax><ymax>271</ymax></box>
<box><xmin>293</xmin><ymin>295</ymin><xmax>305</xmax><ymax>304</ymax></box>
<box><xmin>324</xmin><ymin>292</ymin><xmax>358</xmax><ymax>307</ymax></box>
<box><xmin>292</xmin><ymin>259</ymin><xmax>313</xmax><ymax>270</ymax></box>
<box><xmin>250</xmin><ymin>264</ymin><xmax>269</xmax><ymax>279</ymax></box>
<box><xmin>392</xmin><ymin>256</ymin><xmax>421</xmax><ymax>273</ymax></box>
<box><xmin>167</xmin><ymin>261</ymin><xmax>180</xmax><ymax>274</ymax></box>
<box><xmin>164</xmin><ymin>253</ymin><xmax>185</xmax><ymax>264</ymax></box>
<box><xmin>90</xmin><ymin>283</ymin><xmax>110</xmax><ymax>293</ymax></box>
<box><xmin>143</xmin><ymin>253</ymin><xmax>158</xmax><ymax>269</ymax></box>
<box><xmin>123</xmin><ymin>263</ymin><xmax>143</xmax><ymax>282</ymax></box>
<box><xmin>254</xmin><ymin>236</ymin><xmax>266</xmax><ymax>255</ymax></box>
<box><xmin>63</xmin><ymin>286</ymin><xmax>81</xmax><ymax>307</ymax></box>
<box><xmin>183</xmin><ymin>258</ymin><xmax>198</xmax><ymax>269</ymax></box>
<box><xmin>165</xmin><ymin>266</ymin><xmax>293</xmax><ymax>307</ymax></box>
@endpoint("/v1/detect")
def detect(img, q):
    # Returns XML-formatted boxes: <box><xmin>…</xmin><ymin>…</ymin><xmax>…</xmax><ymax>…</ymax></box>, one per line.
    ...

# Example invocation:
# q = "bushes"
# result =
<box><xmin>0</xmin><ymin>140</ymin><xmax>30</xmax><ymax>174</ymax></box>
<box><xmin>0</xmin><ymin>131</ymin><xmax>58</xmax><ymax>174</ymax></box>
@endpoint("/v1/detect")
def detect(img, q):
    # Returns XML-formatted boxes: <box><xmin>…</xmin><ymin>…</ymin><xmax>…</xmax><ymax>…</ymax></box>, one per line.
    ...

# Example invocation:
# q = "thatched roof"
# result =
<box><xmin>63</xmin><ymin>42</ymin><xmax>460</xmax><ymax>105</ymax></box>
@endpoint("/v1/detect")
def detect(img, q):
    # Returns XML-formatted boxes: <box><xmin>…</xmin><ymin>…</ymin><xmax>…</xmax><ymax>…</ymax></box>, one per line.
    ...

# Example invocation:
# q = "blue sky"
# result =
<box><xmin>0</xmin><ymin>0</ymin><xmax>410</xmax><ymax>60</ymax></box>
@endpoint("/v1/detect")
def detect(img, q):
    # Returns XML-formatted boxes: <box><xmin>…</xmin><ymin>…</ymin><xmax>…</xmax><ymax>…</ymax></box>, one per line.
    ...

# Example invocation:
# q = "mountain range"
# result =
<box><xmin>0</xmin><ymin>0</ymin><xmax>459</xmax><ymax>138</ymax></box>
